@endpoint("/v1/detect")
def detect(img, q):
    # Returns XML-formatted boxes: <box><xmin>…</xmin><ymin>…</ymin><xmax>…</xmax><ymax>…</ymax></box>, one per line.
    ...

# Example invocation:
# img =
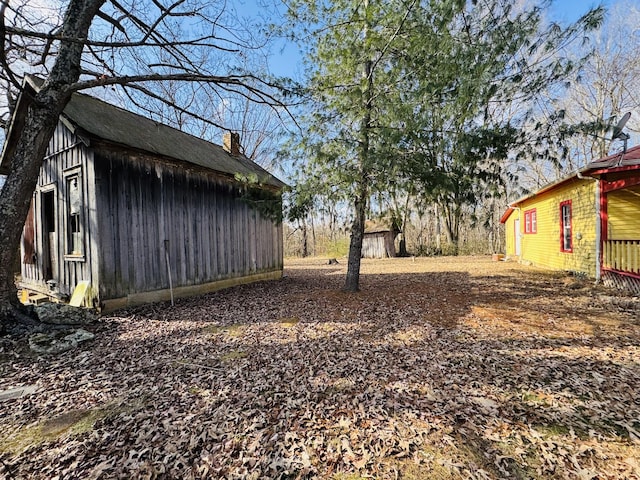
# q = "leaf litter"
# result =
<box><xmin>0</xmin><ymin>256</ymin><xmax>639</xmax><ymax>479</ymax></box>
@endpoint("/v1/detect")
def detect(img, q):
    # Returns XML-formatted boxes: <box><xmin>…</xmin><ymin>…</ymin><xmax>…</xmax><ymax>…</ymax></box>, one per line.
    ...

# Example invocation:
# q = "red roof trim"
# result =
<box><xmin>589</xmin><ymin>163</ymin><xmax>640</xmax><ymax>176</ymax></box>
<box><xmin>500</xmin><ymin>207</ymin><xmax>515</xmax><ymax>224</ymax></box>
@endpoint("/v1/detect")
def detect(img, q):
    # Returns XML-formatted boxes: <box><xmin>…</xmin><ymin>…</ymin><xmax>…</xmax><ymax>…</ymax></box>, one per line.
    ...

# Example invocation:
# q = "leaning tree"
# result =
<box><xmin>0</xmin><ymin>0</ymin><xmax>291</xmax><ymax>328</ymax></box>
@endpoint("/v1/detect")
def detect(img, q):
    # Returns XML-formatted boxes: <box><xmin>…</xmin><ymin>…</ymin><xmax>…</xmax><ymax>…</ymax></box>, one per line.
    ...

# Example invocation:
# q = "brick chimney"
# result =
<box><xmin>223</xmin><ymin>132</ymin><xmax>241</xmax><ymax>156</ymax></box>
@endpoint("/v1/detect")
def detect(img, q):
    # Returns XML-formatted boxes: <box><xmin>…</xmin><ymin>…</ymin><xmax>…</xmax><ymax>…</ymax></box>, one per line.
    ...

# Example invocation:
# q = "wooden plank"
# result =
<box><xmin>236</xmin><ymin>201</ymin><xmax>243</xmax><ymax>275</ymax></box>
<box><xmin>219</xmin><ymin>187</ymin><xmax>226</xmax><ymax>275</ymax></box>
<box><xmin>207</xmin><ymin>180</ymin><xmax>216</xmax><ymax>280</ymax></box>
<box><xmin>117</xmin><ymin>157</ymin><xmax>130</xmax><ymax>298</ymax></box>
<box><xmin>200</xmin><ymin>177</ymin><xmax>207</xmax><ymax>282</ymax></box>
<box><xmin>238</xmin><ymin>200</ymin><xmax>245</xmax><ymax>275</ymax></box>
<box><xmin>178</xmin><ymin>175</ymin><xmax>189</xmax><ymax>285</ymax></box>
<box><xmin>211</xmin><ymin>182</ymin><xmax>219</xmax><ymax>279</ymax></box>
<box><xmin>69</xmin><ymin>280</ymin><xmax>90</xmax><ymax>307</ymax></box>
<box><xmin>85</xmin><ymin>147</ymin><xmax>100</xmax><ymax>306</ymax></box>
<box><xmin>137</xmin><ymin>171</ymin><xmax>147</xmax><ymax>291</ymax></box>
<box><xmin>140</xmin><ymin>166</ymin><xmax>150</xmax><ymax>289</ymax></box>
<box><xmin>236</xmin><ymin>194</ymin><xmax>243</xmax><ymax>274</ymax></box>
<box><xmin>102</xmin><ymin>155</ymin><xmax>119</xmax><ymax>299</ymax></box>
<box><xmin>228</xmin><ymin>187</ymin><xmax>235</xmax><ymax>274</ymax></box>
<box><xmin>186</xmin><ymin>175</ymin><xmax>193</xmax><ymax>284</ymax></box>
<box><xmin>149</xmin><ymin>166</ymin><xmax>161</xmax><ymax>289</ymax></box>
<box><xmin>249</xmin><ymin>209</ymin><xmax>256</xmax><ymax>272</ymax></box>
<box><xmin>161</xmin><ymin>169</ymin><xmax>169</xmax><ymax>288</ymax></box>
<box><xmin>184</xmin><ymin>174</ymin><xmax>193</xmax><ymax>284</ymax></box>
<box><xmin>278</xmin><ymin>221</ymin><xmax>284</xmax><ymax>269</ymax></box>
<box><xmin>191</xmin><ymin>175</ymin><xmax>200</xmax><ymax>283</ymax></box>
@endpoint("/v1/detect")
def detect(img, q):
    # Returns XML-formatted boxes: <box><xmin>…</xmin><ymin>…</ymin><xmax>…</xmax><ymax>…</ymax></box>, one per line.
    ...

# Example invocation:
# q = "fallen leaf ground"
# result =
<box><xmin>1</xmin><ymin>256</ymin><xmax>639</xmax><ymax>479</ymax></box>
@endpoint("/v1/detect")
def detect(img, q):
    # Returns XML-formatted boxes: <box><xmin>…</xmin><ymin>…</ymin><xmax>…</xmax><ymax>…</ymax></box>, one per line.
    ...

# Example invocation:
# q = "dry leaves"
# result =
<box><xmin>0</xmin><ymin>256</ymin><xmax>639</xmax><ymax>479</ymax></box>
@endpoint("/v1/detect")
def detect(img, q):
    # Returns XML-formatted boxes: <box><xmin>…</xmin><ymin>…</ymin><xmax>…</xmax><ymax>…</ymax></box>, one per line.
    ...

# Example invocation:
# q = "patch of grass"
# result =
<box><xmin>396</xmin><ymin>448</ymin><xmax>455</xmax><ymax>480</ymax></box>
<box><xmin>332</xmin><ymin>474</ymin><xmax>367</xmax><ymax>480</ymax></box>
<box><xmin>188</xmin><ymin>386</ymin><xmax>213</xmax><ymax>396</ymax></box>
<box><xmin>325</xmin><ymin>377</ymin><xmax>355</xmax><ymax>394</ymax></box>
<box><xmin>493</xmin><ymin>438</ymin><xmax>544</xmax><ymax>479</ymax></box>
<box><xmin>326</xmin><ymin>238</ymin><xmax>349</xmax><ymax>258</ymax></box>
<box><xmin>521</xmin><ymin>390</ymin><xmax>552</xmax><ymax>406</ymax></box>
<box><xmin>279</xmin><ymin>317</ymin><xmax>300</xmax><ymax>327</ymax></box>
<box><xmin>568</xmin><ymin>408</ymin><xmax>630</xmax><ymax>440</ymax></box>
<box><xmin>0</xmin><ymin>402</ymin><xmax>131</xmax><ymax>455</ymax></box>
<box><xmin>220</xmin><ymin>350</ymin><xmax>247</xmax><ymax>363</ymax></box>
<box><xmin>203</xmin><ymin>323</ymin><xmax>247</xmax><ymax>338</ymax></box>
<box><xmin>536</xmin><ymin>423</ymin><xmax>572</xmax><ymax>437</ymax></box>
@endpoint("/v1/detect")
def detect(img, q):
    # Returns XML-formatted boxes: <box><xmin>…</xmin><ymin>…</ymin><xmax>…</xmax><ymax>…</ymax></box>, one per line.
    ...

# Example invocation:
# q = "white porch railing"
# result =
<box><xmin>603</xmin><ymin>240</ymin><xmax>640</xmax><ymax>274</ymax></box>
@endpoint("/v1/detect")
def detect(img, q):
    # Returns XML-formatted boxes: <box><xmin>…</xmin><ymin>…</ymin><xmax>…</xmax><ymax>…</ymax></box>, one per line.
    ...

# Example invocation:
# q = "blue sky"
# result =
<box><xmin>549</xmin><ymin>0</ymin><xmax>610</xmax><ymax>22</ymax></box>
<box><xmin>264</xmin><ymin>0</ymin><xmax>616</xmax><ymax>78</ymax></box>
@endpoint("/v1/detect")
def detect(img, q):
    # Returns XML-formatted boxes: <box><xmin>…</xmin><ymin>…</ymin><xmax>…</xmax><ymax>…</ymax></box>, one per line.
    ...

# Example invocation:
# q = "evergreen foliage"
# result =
<box><xmin>285</xmin><ymin>0</ymin><xmax>603</xmax><ymax>274</ymax></box>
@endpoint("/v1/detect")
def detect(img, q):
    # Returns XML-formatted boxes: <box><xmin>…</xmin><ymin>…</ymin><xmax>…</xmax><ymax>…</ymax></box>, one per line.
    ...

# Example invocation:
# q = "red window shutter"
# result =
<box><xmin>23</xmin><ymin>199</ymin><xmax>36</xmax><ymax>264</ymax></box>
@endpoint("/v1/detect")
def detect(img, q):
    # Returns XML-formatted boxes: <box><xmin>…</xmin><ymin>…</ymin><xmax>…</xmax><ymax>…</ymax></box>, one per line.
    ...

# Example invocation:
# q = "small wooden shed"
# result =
<box><xmin>0</xmin><ymin>76</ymin><xmax>286</xmax><ymax>310</ymax></box>
<box><xmin>362</xmin><ymin>221</ymin><xmax>400</xmax><ymax>258</ymax></box>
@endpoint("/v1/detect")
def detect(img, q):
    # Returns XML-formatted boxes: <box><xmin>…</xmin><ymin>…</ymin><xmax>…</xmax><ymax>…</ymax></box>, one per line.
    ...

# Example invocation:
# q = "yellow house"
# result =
<box><xmin>501</xmin><ymin>145</ymin><xmax>640</xmax><ymax>294</ymax></box>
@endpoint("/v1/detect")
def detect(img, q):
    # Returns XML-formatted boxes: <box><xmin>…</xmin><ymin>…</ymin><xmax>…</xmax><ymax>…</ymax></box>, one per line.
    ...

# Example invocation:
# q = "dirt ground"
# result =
<box><xmin>1</xmin><ymin>256</ymin><xmax>639</xmax><ymax>479</ymax></box>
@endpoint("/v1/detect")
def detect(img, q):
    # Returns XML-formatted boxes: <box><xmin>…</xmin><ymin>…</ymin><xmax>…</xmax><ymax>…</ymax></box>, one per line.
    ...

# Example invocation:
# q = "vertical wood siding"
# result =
<box><xmin>362</xmin><ymin>232</ymin><xmax>397</xmax><ymax>258</ymax></box>
<box><xmin>607</xmin><ymin>185</ymin><xmax>640</xmax><ymax>240</ymax></box>
<box><xmin>20</xmin><ymin>122</ymin><xmax>96</xmax><ymax>297</ymax></box>
<box><xmin>94</xmin><ymin>150</ymin><xmax>283</xmax><ymax>301</ymax></box>
<box><xmin>362</xmin><ymin>234</ymin><xmax>384</xmax><ymax>258</ymax></box>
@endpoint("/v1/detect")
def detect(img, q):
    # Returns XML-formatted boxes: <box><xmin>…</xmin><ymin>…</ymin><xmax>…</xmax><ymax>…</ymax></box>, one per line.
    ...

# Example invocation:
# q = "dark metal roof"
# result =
<box><xmin>62</xmin><ymin>93</ymin><xmax>285</xmax><ymax>189</ymax></box>
<box><xmin>0</xmin><ymin>76</ymin><xmax>285</xmax><ymax>189</ymax></box>
<box><xmin>586</xmin><ymin>144</ymin><xmax>640</xmax><ymax>170</ymax></box>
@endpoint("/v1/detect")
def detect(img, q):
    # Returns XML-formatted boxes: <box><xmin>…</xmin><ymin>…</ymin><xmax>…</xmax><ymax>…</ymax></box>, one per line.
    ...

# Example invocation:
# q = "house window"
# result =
<box><xmin>65</xmin><ymin>171</ymin><xmax>84</xmax><ymax>257</ymax></box>
<box><xmin>560</xmin><ymin>200</ymin><xmax>572</xmax><ymax>253</ymax></box>
<box><xmin>524</xmin><ymin>209</ymin><xmax>537</xmax><ymax>234</ymax></box>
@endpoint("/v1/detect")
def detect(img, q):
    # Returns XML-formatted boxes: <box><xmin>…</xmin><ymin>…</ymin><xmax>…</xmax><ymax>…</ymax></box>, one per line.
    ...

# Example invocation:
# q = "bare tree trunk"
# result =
<box><xmin>434</xmin><ymin>204</ymin><xmax>441</xmax><ymax>252</ymax></box>
<box><xmin>397</xmin><ymin>193</ymin><xmax>410</xmax><ymax>257</ymax></box>
<box><xmin>0</xmin><ymin>108</ymin><xmax>61</xmax><ymax>324</ymax></box>
<box><xmin>311</xmin><ymin>215</ymin><xmax>316</xmax><ymax>256</ymax></box>
<box><xmin>301</xmin><ymin>218</ymin><xmax>308</xmax><ymax>257</ymax></box>
<box><xmin>344</xmin><ymin>181</ymin><xmax>367</xmax><ymax>291</ymax></box>
<box><xmin>344</xmin><ymin>2</ymin><xmax>372</xmax><ymax>292</ymax></box>
<box><xmin>0</xmin><ymin>0</ymin><xmax>104</xmax><ymax>328</ymax></box>
<box><xmin>441</xmin><ymin>202</ymin><xmax>460</xmax><ymax>255</ymax></box>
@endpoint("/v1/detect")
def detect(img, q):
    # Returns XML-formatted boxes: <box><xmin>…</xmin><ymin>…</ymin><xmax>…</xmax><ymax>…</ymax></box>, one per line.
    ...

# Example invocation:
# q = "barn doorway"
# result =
<box><xmin>41</xmin><ymin>190</ymin><xmax>56</xmax><ymax>281</ymax></box>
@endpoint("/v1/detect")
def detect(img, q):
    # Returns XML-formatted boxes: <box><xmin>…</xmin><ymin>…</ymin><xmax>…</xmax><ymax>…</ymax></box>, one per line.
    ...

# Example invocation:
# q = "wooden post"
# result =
<box><xmin>164</xmin><ymin>239</ymin><xmax>174</xmax><ymax>306</ymax></box>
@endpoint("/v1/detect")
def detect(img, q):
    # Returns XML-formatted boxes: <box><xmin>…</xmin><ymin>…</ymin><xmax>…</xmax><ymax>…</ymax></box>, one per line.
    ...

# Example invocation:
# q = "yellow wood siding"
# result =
<box><xmin>607</xmin><ymin>185</ymin><xmax>640</xmax><ymax>240</ymax></box>
<box><xmin>504</xmin><ymin>211</ymin><xmax>518</xmax><ymax>256</ymax></box>
<box><xmin>512</xmin><ymin>179</ymin><xmax>597</xmax><ymax>276</ymax></box>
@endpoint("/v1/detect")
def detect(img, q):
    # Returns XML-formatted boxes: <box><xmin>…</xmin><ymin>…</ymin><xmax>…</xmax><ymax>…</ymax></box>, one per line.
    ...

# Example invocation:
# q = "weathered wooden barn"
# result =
<box><xmin>361</xmin><ymin>221</ymin><xmax>400</xmax><ymax>258</ymax></box>
<box><xmin>0</xmin><ymin>77</ymin><xmax>286</xmax><ymax>311</ymax></box>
